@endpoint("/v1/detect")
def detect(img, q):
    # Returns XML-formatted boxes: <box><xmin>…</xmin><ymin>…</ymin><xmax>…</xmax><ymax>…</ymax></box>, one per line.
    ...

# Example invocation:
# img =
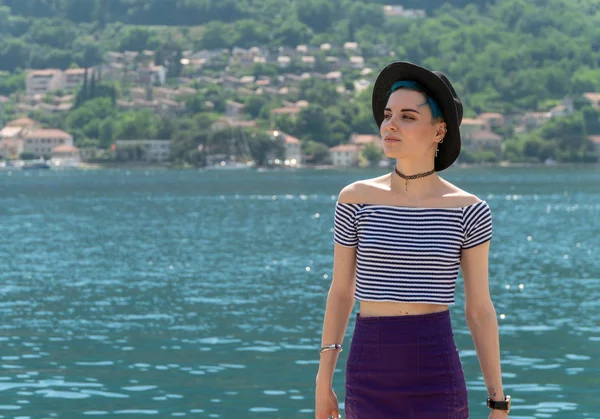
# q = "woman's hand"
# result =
<box><xmin>315</xmin><ymin>382</ymin><xmax>340</xmax><ymax>419</ymax></box>
<box><xmin>489</xmin><ymin>409</ymin><xmax>509</xmax><ymax>418</ymax></box>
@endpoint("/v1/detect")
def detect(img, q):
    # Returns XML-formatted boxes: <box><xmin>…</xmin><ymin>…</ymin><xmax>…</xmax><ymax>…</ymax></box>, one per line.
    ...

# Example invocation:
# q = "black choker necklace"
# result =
<box><xmin>394</xmin><ymin>167</ymin><xmax>435</xmax><ymax>191</ymax></box>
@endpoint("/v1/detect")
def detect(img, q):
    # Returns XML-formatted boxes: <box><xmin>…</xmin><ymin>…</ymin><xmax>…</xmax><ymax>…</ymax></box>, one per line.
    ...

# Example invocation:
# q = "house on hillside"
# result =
<box><xmin>463</xmin><ymin>130</ymin><xmax>503</xmax><ymax>159</ymax></box>
<box><xmin>6</xmin><ymin>117</ymin><xmax>40</xmax><ymax>129</ymax></box>
<box><xmin>22</xmin><ymin>129</ymin><xmax>74</xmax><ymax>157</ymax></box>
<box><xmin>478</xmin><ymin>112</ymin><xmax>505</xmax><ymax>129</ymax></box>
<box><xmin>583</xmin><ymin>92</ymin><xmax>600</xmax><ymax>109</ymax></box>
<box><xmin>349</xmin><ymin>133</ymin><xmax>381</xmax><ymax>147</ymax></box>
<box><xmin>26</xmin><ymin>69</ymin><xmax>63</xmax><ymax>96</ymax></box>
<box><xmin>63</xmin><ymin>68</ymin><xmax>87</xmax><ymax>91</ymax></box>
<box><xmin>548</xmin><ymin>97</ymin><xmax>574</xmax><ymax>118</ymax></box>
<box><xmin>0</xmin><ymin>125</ymin><xmax>26</xmax><ymax>159</ymax></box>
<box><xmin>329</xmin><ymin>144</ymin><xmax>361</xmax><ymax>166</ymax></box>
<box><xmin>328</xmin><ymin>133</ymin><xmax>388</xmax><ymax>167</ymax></box>
<box><xmin>383</xmin><ymin>5</ymin><xmax>426</xmax><ymax>18</ymax></box>
<box><xmin>518</xmin><ymin>111</ymin><xmax>552</xmax><ymax>132</ymax></box>
<box><xmin>460</xmin><ymin>118</ymin><xmax>503</xmax><ymax>159</ymax></box>
<box><xmin>137</xmin><ymin>65</ymin><xmax>166</xmax><ymax>86</ymax></box>
<box><xmin>51</xmin><ymin>144</ymin><xmax>81</xmax><ymax>167</ymax></box>
<box><xmin>269</xmin><ymin>130</ymin><xmax>302</xmax><ymax>166</ymax></box>
<box><xmin>226</xmin><ymin>100</ymin><xmax>245</xmax><ymax>120</ymax></box>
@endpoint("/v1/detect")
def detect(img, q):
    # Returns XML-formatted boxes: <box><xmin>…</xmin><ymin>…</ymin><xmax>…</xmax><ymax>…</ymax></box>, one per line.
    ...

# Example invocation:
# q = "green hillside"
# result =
<box><xmin>1</xmin><ymin>0</ymin><xmax>599</xmax><ymax>165</ymax></box>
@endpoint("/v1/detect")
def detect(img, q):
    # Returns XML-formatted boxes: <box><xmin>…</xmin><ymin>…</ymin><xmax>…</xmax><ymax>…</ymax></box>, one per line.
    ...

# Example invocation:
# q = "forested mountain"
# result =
<box><xmin>2</xmin><ymin>0</ymin><xmax>600</xmax><ymax>112</ymax></box>
<box><xmin>1</xmin><ymin>0</ymin><xmax>599</xmax><ymax>165</ymax></box>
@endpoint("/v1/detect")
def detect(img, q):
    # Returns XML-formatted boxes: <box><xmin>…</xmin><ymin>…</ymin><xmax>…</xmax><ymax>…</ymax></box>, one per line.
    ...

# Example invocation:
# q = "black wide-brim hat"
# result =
<box><xmin>372</xmin><ymin>61</ymin><xmax>463</xmax><ymax>172</ymax></box>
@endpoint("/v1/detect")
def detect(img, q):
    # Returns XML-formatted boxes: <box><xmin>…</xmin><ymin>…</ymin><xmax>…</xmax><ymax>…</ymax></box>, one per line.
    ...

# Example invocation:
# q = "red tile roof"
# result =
<box><xmin>24</xmin><ymin>129</ymin><xmax>72</xmax><ymax>139</ymax></box>
<box><xmin>52</xmin><ymin>144</ymin><xmax>79</xmax><ymax>153</ymax></box>
<box><xmin>329</xmin><ymin>144</ymin><xmax>361</xmax><ymax>152</ymax></box>
<box><xmin>7</xmin><ymin>117</ymin><xmax>39</xmax><ymax>127</ymax></box>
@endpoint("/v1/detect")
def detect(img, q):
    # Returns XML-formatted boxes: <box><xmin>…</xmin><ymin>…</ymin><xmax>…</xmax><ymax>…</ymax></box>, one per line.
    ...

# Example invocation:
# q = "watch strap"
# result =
<box><xmin>487</xmin><ymin>395</ymin><xmax>511</xmax><ymax>412</ymax></box>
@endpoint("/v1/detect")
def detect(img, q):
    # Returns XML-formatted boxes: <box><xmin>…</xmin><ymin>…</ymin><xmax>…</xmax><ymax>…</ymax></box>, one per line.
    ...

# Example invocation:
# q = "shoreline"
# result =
<box><xmin>103</xmin><ymin>161</ymin><xmax>599</xmax><ymax>170</ymax></box>
<box><xmin>4</xmin><ymin>161</ymin><xmax>598</xmax><ymax>172</ymax></box>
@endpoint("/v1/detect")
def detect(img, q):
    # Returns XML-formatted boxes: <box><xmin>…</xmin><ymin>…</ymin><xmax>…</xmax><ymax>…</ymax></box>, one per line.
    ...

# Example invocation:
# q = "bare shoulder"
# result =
<box><xmin>439</xmin><ymin>178</ymin><xmax>484</xmax><ymax>207</ymax></box>
<box><xmin>337</xmin><ymin>176</ymin><xmax>386</xmax><ymax>204</ymax></box>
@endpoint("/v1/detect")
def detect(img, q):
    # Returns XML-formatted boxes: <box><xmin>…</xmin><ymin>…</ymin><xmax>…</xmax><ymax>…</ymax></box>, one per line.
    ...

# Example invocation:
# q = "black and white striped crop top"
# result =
<box><xmin>333</xmin><ymin>200</ymin><xmax>492</xmax><ymax>305</ymax></box>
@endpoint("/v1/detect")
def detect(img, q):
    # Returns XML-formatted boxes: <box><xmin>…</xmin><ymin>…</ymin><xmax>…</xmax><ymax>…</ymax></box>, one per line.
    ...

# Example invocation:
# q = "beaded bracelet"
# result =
<box><xmin>319</xmin><ymin>344</ymin><xmax>343</xmax><ymax>354</ymax></box>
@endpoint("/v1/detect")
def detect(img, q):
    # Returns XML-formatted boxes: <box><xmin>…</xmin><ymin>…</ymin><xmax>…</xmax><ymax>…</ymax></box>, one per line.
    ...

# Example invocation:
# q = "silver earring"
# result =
<box><xmin>435</xmin><ymin>138</ymin><xmax>444</xmax><ymax>158</ymax></box>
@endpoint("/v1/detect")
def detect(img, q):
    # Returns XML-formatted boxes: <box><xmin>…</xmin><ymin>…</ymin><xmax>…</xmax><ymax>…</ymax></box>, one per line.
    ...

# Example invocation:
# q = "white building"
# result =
<box><xmin>22</xmin><ymin>129</ymin><xmax>74</xmax><ymax>156</ymax></box>
<box><xmin>271</xmin><ymin>130</ymin><xmax>302</xmax><ymax>166</ymax></box>
<box><xmin>548</xmin><ymin>97</ymin><xmax>574</xmax><ymax>118</ymax></box>
<box><xmin>1</xmin><ymin>118</ymin><xmax>41</xmax><ymax>156</ymax></box>
<box><xmin>301</xmin><ymin>56</ymin><xmax>316</xmax><ymax>68</ymax></box>
<box><xmin>344</xmin><ymin>42</ymin><xmax>359</xmax><ymax>51</ymax></box>
<box><xmin>0</xmin><ymin>125</ymin><xmax>24</xmax><ymax>139</ymax></box>
<box><xmin>460</xmin><ymin>118</ymin><xmax>488</xmax><ymax>137</ymax></box>
<box><xmin>383</xmin><ymin>5</ymin><xmax>426</xmax><ymax>18</ymax></box>
<box><xmin>115</xmin><ymin>139</ymin><xmax>171</xmax><ymax>162</ymax></box>
<box><xmin>225</xmin><ymin>100</ymin><xmax>245</xmax><ymax>120</ymax></box>
<box><xmin>26</xmin><ymin>69</ymin><xmax>63</xmax><ymax>96</ymax></box>
<box><xmin>349</xmin><ymin>56</ymin><xmax>365</xmax><ymax>69</ymax></box>
<box><xmin>463</xmin><ymin>129</ymin><xmax>503</xmax><ymax>159</ymax></box>
<box><xmin>63</xmin><ymin>68</ymin><xmax>87</xmax><ymax>91</ymax></box>
<box><xmin>277</xmin><ymin>56</ymin><xmax>291</xmax><ymax>68</ymax></box>
<box><xmin>0</xmin><ymin>125</ymin><xmax>25</xmax><ymax>159</ymax></box>
<box><xmin>329</xmin><ymin>144</ymin><xmax>361</xmax><ymax>166</ymax></box>
<box><xmin>138</xmin><ymin>65</ymin><xmax>167</xmax><ymax>86</ymax></box>
<box><xmin>50</xmin><ymin>144</ymin><xmax>81</xmax><ymax>168</ymax></box>
<box><xmin>25</xmin><ymin>68</ymin><xmax>91</xmax><ymax>96</ymax></box>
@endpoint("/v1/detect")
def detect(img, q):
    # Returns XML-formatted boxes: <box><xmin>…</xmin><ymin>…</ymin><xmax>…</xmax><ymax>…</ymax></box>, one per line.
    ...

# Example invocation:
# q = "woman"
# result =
<box><xmin>315</xmin><ymin>62</ymin><xmax>510</xmax><ymax>419</ymax></box>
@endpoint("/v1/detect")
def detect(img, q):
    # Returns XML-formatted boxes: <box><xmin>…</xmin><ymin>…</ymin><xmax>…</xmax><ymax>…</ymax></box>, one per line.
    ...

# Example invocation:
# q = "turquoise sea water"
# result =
<box><xmin>0</xmin><ymin>166</ymin><xmax>599</xmax><ymax>418</ymax></box>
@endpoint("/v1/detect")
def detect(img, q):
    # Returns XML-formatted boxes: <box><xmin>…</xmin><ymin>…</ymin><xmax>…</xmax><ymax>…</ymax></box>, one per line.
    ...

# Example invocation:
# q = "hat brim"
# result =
<box><xmin>372</xmin><ymin>62</ymin><xmax>461</xmax><ymax>172</ymax></box>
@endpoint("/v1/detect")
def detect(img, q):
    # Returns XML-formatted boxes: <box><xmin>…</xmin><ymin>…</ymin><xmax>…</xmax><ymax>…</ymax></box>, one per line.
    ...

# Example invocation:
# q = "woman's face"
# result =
<box><xmin>379</xmin><ymin>88</ymin><xmax>446</xmax><ymax>161</ymax></box>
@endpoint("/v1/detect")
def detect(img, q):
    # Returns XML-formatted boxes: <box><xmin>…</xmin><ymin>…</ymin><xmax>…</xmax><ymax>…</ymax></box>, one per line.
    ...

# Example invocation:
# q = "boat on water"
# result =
<box><xmin>205</xmin><ymin>160</ymin><xmax>256</xmax><ymax>170</ymax></box>
<box><xmin>0</xmin><ymin>160</ymin><xmax>21</xmax><ymax>171</ymax></box>
<box><xmin>22</xmin><ymin>161</ymin><xmax>51</xmax><ymax>170</ymax></box>
<box><xmin>1</xmin><ymin>158</ymin><xmax>82</xmax><ymax>171</ymax></box>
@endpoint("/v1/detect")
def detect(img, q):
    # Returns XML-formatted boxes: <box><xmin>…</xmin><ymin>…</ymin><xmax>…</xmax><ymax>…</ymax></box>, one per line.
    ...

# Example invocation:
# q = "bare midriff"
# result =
<box><xmin>358</xmin><ymin>300</ymin><xmax>449</xmax><ymax>317</ymax></box>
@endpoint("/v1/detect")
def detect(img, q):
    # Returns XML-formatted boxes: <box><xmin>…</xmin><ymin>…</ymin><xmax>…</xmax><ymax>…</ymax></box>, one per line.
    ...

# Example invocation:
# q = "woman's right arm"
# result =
<box><xmin>316</xmin><ymin>185</ymin><xmax>360</xmax><ymax>387</ymax></box>
<box><xmin>316</xmin><ymin>242</ymin><xmax>357</xmax><ymax>387</ymax></box>
<box><xmin>315</xmin><ymin>186</ymin><xmax>360</xmax><ymax>419</ymax></box>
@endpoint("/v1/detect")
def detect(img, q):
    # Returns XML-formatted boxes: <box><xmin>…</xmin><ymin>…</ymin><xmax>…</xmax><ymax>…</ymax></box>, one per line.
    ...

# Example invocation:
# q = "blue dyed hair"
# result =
<box><xmin>387</xmin><ymin>80</ymin><xmax>444</xmax><ymax>121</ymax></box>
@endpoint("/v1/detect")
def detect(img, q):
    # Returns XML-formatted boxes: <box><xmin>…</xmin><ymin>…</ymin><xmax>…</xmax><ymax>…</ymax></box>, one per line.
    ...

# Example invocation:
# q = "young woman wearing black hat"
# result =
<box><xmin>315</xmin><ymin>62</ymin><xmax>509</xmax><ymax>418</ymax></box>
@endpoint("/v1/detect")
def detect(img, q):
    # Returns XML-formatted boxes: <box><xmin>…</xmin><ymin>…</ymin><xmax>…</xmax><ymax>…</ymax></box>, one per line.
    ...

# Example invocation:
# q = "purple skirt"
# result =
<box><xmin>344</xmin><ymin>310</ymin><xmax>469</xmax><ymax>419</ymax></box>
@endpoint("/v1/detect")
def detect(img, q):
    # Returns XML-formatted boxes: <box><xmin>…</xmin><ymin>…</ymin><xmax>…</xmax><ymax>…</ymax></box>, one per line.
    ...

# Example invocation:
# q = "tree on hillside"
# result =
<box><xmin>118</xmin><ymin>27</ymin><xmax>160</xmax><ymax>52</ymax></box>
<box><xmin>0</xmin><ymin>39</ymin><xmax>30</xmax><ymax>72</ymax></box>
<box><xmin>247</xmin><ymin>129</ymin><xmax>285</xmax><ymax>166</ymax></box>
<box><xmin>302</xmin><ymin>140</ymin><xmax>329</xmax><ymax>164</ymax></box>
<box><xmin>272</xmin><ymin>19</ymin><xmax>312</xmax><ymax>47</ymax></box>
<box><xmin>296</xmin><ymin>0</ymin><xmax>335</xmax><ymax>33</ymax></box>
<box><xmin>295</xmin><ymin>105</ymin><xmax>331</xmax><ymax>145</ymax></box>
<box><xmin>362</xmin><ymin>142</ymin><xmax>385</xmax><ymax>167</ymax></box>
<box><xmin>73</xmin><ymin>36</ymin><xmax>104</xmax><ymax>68</ymax></box>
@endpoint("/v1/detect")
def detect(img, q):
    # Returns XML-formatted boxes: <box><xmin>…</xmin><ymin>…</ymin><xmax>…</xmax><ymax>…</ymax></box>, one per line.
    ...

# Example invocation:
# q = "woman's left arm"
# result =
<box><xmin>461</xmin><ymin>241</ymin><xmax>508</xmax><ymax>417</ymax></box>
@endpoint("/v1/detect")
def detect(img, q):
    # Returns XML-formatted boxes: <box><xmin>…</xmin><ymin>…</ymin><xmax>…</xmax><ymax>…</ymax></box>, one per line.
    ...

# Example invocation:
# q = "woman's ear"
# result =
<box><xmin>436</xmin><ymin>122</ymin><xmax>447</xmax><ymax>141</ymax></box>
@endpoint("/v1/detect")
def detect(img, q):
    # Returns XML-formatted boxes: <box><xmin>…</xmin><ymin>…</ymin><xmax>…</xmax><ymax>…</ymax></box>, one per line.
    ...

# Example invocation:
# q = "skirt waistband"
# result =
<box><xmin>353</xmin><ymin>309</ymin><xmax>453</xmax><ymax>344</ymax></box>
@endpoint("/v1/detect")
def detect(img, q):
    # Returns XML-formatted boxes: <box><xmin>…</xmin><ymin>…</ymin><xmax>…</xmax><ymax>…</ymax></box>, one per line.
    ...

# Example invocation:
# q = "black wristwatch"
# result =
<box><xmin>487</xmin><ymin>395</ymin><xmax>511</xmax><ymax>413</ymax></box>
